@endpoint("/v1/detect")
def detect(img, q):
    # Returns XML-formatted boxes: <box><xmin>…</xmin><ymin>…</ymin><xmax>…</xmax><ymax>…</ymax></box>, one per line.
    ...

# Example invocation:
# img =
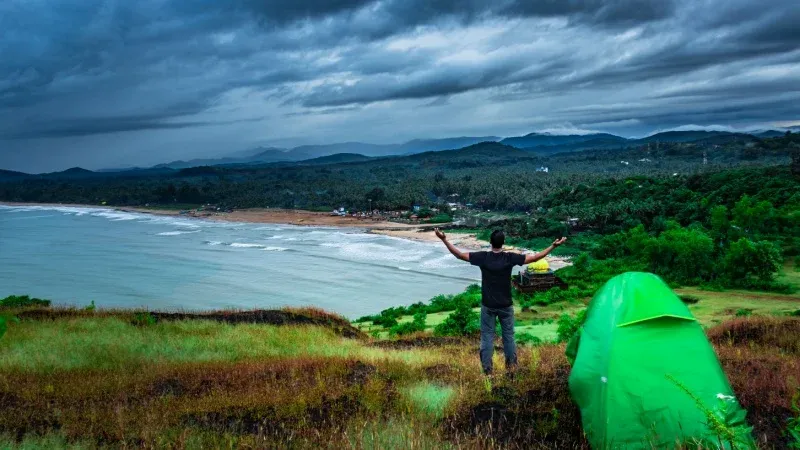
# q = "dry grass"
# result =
<box><xmin>710</xmin><ymin>316</ymin><xmax>800</xmax><ymax>447</ymax></box>
<box><xmin>0</xmin><ymin>311</ymin><xmax>797</xmax><ymax>448</ymax></box>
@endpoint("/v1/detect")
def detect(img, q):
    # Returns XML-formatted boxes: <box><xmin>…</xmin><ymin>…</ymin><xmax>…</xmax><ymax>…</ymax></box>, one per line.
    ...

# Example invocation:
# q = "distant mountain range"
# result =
<box><xmin>147</xmin><ymin>136</ymin><xmax>502</xmax><ymax>170</ymax></box>
<box><xmin>5</xmin><ymin>128</ymin><xmax>794</xmax><ymax>177</ymax></box>
<box><xmin>500</xmin><ymin>132</ymin><xmax>627</xmax><ymax>149</ymax></box>
<box><xmin>142</xmin><ymin>130</ymin><xmax>797</xmax><ymax>171</ymax></box>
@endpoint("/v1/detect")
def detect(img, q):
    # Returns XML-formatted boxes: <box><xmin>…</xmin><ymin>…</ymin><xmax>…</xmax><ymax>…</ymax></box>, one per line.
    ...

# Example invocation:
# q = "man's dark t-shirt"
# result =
<box><xmin>469</xmin><ymin>251</ymin><xmax>525</xmax><ymax>308</ymax></box>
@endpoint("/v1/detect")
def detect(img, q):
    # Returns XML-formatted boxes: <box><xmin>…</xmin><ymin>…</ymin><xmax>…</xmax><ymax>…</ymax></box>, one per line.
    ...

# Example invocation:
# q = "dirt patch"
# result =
<box><xmin>423</xmin><ymin>364</ymin><xmax>457</xmax><ymax>381</ymax></box>
<box><xmin>181</xmin><ymin>394</ymin><xmax>362</xmax><ymax>435</ymax></box>
<box><xmin>151</xmin><ymin>378</ymin><xmax>185</xmax><ymax>397</ymax></box>
<box><xmin>346</xmin><ymin>361</ymin><xmax>377</xmax><ymax>386</ymax></box>
<box><xmin>0</xmin><ymin>392</ymin><xmax>61</xmax><ymax>440</ymax></box>
<box><xmin>370</xmin><ymin>336</ymin><xmax>471</xmax><ymax>349</ymax></box>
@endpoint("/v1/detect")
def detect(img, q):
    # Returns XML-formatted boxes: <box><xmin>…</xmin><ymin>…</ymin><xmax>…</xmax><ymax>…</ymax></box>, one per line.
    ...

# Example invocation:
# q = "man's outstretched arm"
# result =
<box><xmin>523</xmin><ymin>237</ymin><xmax>567</xmax><ymax>264</ymax></box>
<box><xmin>435</xmin><ymin>228</ymin><xmax>469</xmax><ymax>262</ymax></box>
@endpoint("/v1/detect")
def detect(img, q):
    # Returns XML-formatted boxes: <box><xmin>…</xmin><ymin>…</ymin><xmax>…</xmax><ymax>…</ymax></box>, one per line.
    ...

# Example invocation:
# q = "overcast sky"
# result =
<box><xmin>1</xmin><ymin>0</ymin><xmax>799</xmax><ymax>172</ymax></box>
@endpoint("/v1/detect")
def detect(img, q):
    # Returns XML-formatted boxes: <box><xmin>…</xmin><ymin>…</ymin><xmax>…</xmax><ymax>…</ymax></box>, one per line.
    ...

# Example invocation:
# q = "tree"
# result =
<box><xmin>721</xmin><ymin>238</ymin><xmax>782</xmax><ymax>285</ymax></box>
<box><xmin>790</xmin><ymin>142</ymin><xmax>800</xmax><ymax>178</ymax></box>
<box><xmin>647</xmin><ymin>227</ymin><xmax>715</xmax><ymax>284</ymax></box>
<box><xmin>732</xmin><ymin>195</ymin><xmax>776</xmax><ymax>237</ymax></box>
<box><xmin>709</xmin><ymin>205</ymin><xmax>730</xmax><ymax>244</ymax></box>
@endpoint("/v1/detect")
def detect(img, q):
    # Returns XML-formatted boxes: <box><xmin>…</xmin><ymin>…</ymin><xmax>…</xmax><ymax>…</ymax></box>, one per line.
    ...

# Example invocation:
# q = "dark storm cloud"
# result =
<box><xmin>1</xmin><ymin>0</ymin><xmax>799</xmax><ymax>171</ymax></box>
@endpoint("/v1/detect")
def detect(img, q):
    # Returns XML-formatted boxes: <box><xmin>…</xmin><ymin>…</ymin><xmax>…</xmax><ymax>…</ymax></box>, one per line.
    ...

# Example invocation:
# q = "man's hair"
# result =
<box><xmin>490</xmin><ymin>230</ymin><xmax>505</xmax><ymax>249</ymax></box>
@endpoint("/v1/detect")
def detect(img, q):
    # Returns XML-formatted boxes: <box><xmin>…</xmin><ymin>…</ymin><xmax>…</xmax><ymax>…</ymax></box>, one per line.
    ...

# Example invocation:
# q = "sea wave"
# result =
<box><xmin>157</xmin><ymin>230</ymin><xmax>200</xmax><ymax>236</ymax></box>
<box><xmin>420</xmin><ymin>255</ymin><xmax>463</xmax><ymax>269</ymax></box>
<box><xmin>320</xmin><ymin>241</ymin><xmax>427</xmax><ymax>262</ymax></box>
<box><xmin>205</xmin><ymin>241</ymin><xmax>224</xmax><ymax>246</ymax></box>
<box><xmin>230</xmin><ymin>243</ymin><xmax>267</xmax><ymax>248</ymax></box>
<box><xmin>264</xmin><ymin>246</ymin><xmax>288</xmax><ymax>252</ymax></box>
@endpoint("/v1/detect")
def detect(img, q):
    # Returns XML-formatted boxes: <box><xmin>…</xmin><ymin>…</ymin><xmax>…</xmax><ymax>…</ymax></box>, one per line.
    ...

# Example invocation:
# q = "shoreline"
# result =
<box><xmin>0</xmin><ymin>201</ymin><xmax>426</xmax><ymax>229</ymax></box>
<box><xmin>1</xmin><ymin>201</ymin><xmax>571</xmax><ymax>267</ymax></box>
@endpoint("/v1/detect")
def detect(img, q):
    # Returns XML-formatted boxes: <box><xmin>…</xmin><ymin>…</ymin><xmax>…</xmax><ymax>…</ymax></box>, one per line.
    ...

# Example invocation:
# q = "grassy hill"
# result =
<box><xmin>0</xmin><ymin>288</ymin><xmax>797</xmax><ymax>448</ymax></box>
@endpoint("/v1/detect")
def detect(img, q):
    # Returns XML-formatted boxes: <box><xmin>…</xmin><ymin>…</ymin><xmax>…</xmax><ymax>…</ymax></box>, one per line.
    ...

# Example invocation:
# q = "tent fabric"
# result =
<box><xmin>567</xmin><ymin>272</ymin><xmax>753</xmax><ymax>449</ymax></box>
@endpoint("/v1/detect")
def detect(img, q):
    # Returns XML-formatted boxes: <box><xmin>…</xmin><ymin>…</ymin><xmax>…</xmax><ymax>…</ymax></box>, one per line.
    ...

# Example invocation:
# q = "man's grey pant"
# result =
<box><xmin>480</xmin><ymin>305</ymin><xmax>517</xmax><ymax>375</ymax></box>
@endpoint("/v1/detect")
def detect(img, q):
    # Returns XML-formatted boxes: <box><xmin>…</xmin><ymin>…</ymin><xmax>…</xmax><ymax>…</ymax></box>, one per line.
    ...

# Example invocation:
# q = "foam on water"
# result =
<box><xmin>321</xmin><ymin>241</ymin><xmax>428</xmax><ymax>263</ymax></box>
<box><xmin>157</xmin><ymin>230</ymin><xmax>200</xmax><ymax>236</ymax></box>
<box><xmin>264</xmin><ymin>247</ymin><xmax>288</xmax><ymax>252</ymax></box>
<box><xmin>421</xmin><ymin>254</ymin><xmax>463</xmax><ymax>269</ymax></box>
<box><xmin>229</xmin><ymin>243</ymin><xmax>267</xmax><ymax>248</ymax></box>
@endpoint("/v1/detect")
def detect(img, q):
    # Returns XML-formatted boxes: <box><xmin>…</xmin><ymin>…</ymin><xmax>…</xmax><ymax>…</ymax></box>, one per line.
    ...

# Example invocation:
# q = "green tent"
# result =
<box><xmin>566</xmin><ymin>272</ymin><xmax>753</xmax><ymax>449</ymax></box>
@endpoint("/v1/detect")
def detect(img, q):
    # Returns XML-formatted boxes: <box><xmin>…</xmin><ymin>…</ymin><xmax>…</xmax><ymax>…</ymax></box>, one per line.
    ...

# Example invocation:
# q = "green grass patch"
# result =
<box><xmin>0</xmin><ymin>433</ymin><xmax>92</xmax><ymax>450</ymax></box>
<box><xmin>401</xmin><ymin>382</ymin><xmax>456</xmax><ymax>420</ymax></box>
<box><xmin>0</xmin><ymin>317</ymin><xmax>441</xmax><ymax>373</ymax></box>
<box><xmin>348</xmin><ymin>418</ymin><xmax>450</xmax><ymax>450</ymax></box>
<box><xmin>676</xmin><ymin>287</ymin><xmax>800</xmax><ymax>327</ymax></box>
<box><xmin>776</xmin><ymin>258</ymin><xmax>800</xmax><ymax>290</ymax></box>
<box><xmin>515</xmin><ymin>323</ymin><xmax>559</xmax><ymax>342</ymax></box>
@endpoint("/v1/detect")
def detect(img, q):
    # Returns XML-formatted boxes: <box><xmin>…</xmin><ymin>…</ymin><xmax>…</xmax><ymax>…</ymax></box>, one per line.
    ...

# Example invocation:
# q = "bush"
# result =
<box><xmin>0</xmin><ymin>315</ymin><xmax>19</xmax><ymax>340</ymax></box>
<box><xmin>434</xmin><ymin>303</ymin><xmax>479</xmax><ymax>337</ymax></box>
<box><xmin>356</xmin><ymin>284</ymin><xmax>482</xmax><ymax>327</ymax></box>
<box><xmin>679</xmin><ymin>295</ymin><xmax>700</xmax><ymax>304</ymax></box>
<box><xmin>517</xmin><ymin>287</ymin><xmax>584</xmax><ymax>309</ymax></box>
<box><xmin>390</xmin><ymin>311</ymin><xmax>427</xmax><ymax>336</ymax></box>
<box><xmin>0</xmin><ymin>295</ymin><xmax>51</xmax><ymax>309</ymax></box>
<box><xmin>516</xmin><ymin>332</ymin><xmax>542</xmax><ymax>346</ymax></box>
<box><xmin>788</xmin><ymin>393</ymin><xmax>800</xmax><ymax>449</ymax></box>
<box><xmin>556</xmin><ymin>309</ymin><xmax>586</xmax><ymax>343</ymax></box>
<box><xmin>132</xmin><ymin>312</ymin><xmax>156</xmax><ymax>326</ymax></box>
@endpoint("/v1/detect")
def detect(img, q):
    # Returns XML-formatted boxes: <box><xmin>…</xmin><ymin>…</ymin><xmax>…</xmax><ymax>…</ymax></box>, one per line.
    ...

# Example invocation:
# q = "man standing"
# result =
<box><xmin>434</xmin><ymin>228</ymin><xmax>566</xmax><ymax>375</ymax></box>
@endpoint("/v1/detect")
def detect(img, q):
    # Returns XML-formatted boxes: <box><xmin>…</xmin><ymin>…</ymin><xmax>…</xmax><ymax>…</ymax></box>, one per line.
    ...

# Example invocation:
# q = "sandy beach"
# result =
<box><xmin>118</xmin><ymin>206</ymin><xmax>430</xmax><ymax>229</ymax></box>
<box><xmin>2</xmin><ymin>201</ymin><xmax>571</xmax><ymax>268</ymax></box>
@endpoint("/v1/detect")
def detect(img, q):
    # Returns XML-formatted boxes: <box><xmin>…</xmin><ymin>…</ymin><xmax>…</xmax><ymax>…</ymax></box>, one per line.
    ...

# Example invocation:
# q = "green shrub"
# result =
<box><xmin>556</xmin><ymin>309</ymin><xmax>586</xmax><ymax>343</ymax></box>
<box><xmin>434</xmin><ymin>303</ymin><xmax>479</xmax><ymax>337</ymax></box>
<box><xmin>516</xmin><ymin>332</ymin><xmax>542</xmax><ymax>346</ymax></box>
<box><xmin>390</xmin><ymin>311</ymin><xmax>427</xmax><ymax>336</ymax></box>
<box><xmin>735</xmin><ymin>308</ymin><xmax>753</xmax><ymax>317</ymax></box>
<box><xmin>679</xmin><ymin>295</ymin><xmax>700</xmax><ymax>304</ymax></box>
<box><xmin>0</xmin><ymin>295</ymin><xmax>51</xmax><ymax>309</ymax></box>
<box><xmin>132</xmin><ymin>312</ymin><xmax>156</xmax><ymax>326</ymax></box>
<box><xmin>0</xmin><ymin>315</ymin><xmax>19</xmax><ymax>340</ymax></box>
<box><xmin>787</xmin><ymin>391</ymin><xmax>800</xmax><ymax>449</ymax></box>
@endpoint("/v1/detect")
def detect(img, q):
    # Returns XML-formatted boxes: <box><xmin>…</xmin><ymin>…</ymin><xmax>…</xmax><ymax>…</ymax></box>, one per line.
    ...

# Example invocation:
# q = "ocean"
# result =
<box><xmin>0</xmin><ymin>205</ymin><xmax>481</xmax><ymax>318</ymax></box>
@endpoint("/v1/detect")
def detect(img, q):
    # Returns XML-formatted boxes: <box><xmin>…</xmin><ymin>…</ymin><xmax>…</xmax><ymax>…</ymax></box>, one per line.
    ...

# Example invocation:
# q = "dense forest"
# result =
<box><xmin>0</xmin><ymin>133</ymin><xmax>797</xmax><ymax>213</ymax></box>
